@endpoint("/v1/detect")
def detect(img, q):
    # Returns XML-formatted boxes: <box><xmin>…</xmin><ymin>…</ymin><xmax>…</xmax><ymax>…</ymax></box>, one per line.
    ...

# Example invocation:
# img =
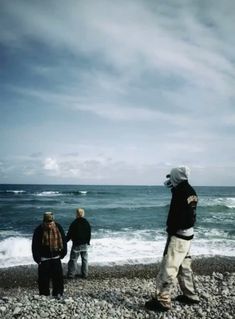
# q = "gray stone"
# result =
<box><xmin>13</xmin><ymin>306</ymin><xmax>22</xmax><ymax>316</ymax></box>
<box><xmin>39</xmin><ymin>311</ymin><xmax>49</xmax><ymax>318</ymax></box>
<box><xmin>0</xmin><ymin>306</ymin><xmax>7</xmax><ymax>312</ymax></box>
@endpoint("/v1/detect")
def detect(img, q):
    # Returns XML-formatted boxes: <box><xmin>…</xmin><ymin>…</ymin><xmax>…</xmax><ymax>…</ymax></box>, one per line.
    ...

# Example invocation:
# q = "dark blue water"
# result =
<box><xmin>0</xmin><ymin>184</ymin><xmax>234</xmax><ymax>267</ymax></box>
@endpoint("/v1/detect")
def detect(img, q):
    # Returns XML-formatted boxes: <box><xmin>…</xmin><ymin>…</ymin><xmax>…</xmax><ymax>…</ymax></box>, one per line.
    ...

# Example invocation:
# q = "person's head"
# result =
<box><xmin>170</xmin><ymin>166</ymin><xmax>190</xmax><ymax>187</ymax></box>
<box><xmin>76</xmin><ymin>208</ymin><xmax>85</xmax><ymax>218</ymax></box>
<box><xmin>165</xmin><ymin>166</ymin><xmax>190</xmax><ymax>188</ymax></box>
<box><xmin>43</xmin><ymin>212</ymin><xmax>54</xmax><ymax>228</ymax></box>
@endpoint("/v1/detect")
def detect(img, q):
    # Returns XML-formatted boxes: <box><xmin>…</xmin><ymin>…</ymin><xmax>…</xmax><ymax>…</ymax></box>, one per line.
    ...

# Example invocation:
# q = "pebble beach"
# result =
<box><xmin>0</xmin><ymin>256</ymin><xmax>234</xmax><ymax>319</ymax></box>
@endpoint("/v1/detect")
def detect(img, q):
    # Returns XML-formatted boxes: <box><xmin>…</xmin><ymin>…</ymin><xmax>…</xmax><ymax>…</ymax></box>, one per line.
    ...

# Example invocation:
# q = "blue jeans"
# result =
<box><xmin>67</xmin><ymin>244</ymin><xmax>88</xmax><ymax>278</ymax></box>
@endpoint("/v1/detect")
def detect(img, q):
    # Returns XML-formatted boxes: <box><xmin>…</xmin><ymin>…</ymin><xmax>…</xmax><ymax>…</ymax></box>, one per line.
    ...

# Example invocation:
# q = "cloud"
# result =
<box><xmin>1</xmin><ymin>0</ymin><xmax>234</xmax><ymax>97</ymax></box>
<box><xmin>7</xmin><ymin>85</ymin><xmax>177</xmax><ymax>123</ymax></box>
<box><xmin>2</xmin><ymin>153</ymin><xmax>235</xmax><ymax>186</ymax></box>
<box><xmin>1</xmin><ymin>1</ymin><xmax>235</xmax><ymax>185</ymax></box>
<box><xmin>43</xmin><ymin>158</ymin><xmax>59</xmax><ymax>171</ymax></box>
<box><xmin>2</xmin><ymin>0</ymin><xmax>235</xmax><ymax>118</ymax></box>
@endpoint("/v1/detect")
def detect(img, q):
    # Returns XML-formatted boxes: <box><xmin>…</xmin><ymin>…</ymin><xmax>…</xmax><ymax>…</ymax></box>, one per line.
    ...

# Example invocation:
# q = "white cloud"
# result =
<box><xmin>43</xmin><ymin>158</ymin><xmax>59</xmax><ymax>171</ymax></box>
<box><xmin>1</xmin><ymin>152</ymin><xmax>235</xmax><ymax>186</ymax></box>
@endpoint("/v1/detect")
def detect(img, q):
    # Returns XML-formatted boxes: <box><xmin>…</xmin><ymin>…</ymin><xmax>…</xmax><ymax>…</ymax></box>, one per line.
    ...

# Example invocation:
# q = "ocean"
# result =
<box><xmin>0</xmin><ymin>184</ymin><xmax>234</xmax><ymax>268</ymax></box>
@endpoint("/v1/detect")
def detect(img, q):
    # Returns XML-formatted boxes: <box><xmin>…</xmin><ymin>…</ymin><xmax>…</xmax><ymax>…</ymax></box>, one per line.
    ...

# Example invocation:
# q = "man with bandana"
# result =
<box><xmin>32</xmin><ymin>212</ymin><xmax>67</xmax><ymax>298</ymax></box>
<box><xmin>145</xmin><ymin>166</ymin><xmax>199</xmax><ymax>312</ymax></box>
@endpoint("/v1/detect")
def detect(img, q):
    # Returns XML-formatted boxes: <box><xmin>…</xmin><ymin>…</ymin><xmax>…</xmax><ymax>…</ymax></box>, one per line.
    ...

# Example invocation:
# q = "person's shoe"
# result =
<box><xmin>145</xmin><ymin>298</ymin><xmax>170</xmax><ymax>312</ymax></box>
<box><xmin>175</xmin><ymin>295</ymin><xmax>200</xmax><ymax>305</ymax></box>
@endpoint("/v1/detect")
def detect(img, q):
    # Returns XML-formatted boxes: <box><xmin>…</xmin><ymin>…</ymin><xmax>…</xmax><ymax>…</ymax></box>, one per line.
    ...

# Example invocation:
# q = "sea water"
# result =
<box><xmin>0</xmin><ymin>184</ymin><xmax>234</xmax><ymax>268</ymax></box>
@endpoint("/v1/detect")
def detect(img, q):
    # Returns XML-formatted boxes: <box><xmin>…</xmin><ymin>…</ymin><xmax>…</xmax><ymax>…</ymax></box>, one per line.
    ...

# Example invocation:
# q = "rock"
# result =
<box><xmin>0</xmin><ymin>306</ymin><xmax>7</xmax><ymax>312</ymax></box>
<box><xmin>13</xmin><ymin>306</ymin><xmax>21</xmax><ymax>316</ymax></box>
<box><xmin>201</xmin><ymin>292</ymin><xmax>211</xmax><ymax>300</ymax></box>
<box><xmin>39</xmin><ymin>311</ymin><xmax>49</xmax><ymax>318</ymax></box>
<box><xmin>0</xmin><ymin>261</ymin><xmax>234</xmax><ymax>319</ymax></box>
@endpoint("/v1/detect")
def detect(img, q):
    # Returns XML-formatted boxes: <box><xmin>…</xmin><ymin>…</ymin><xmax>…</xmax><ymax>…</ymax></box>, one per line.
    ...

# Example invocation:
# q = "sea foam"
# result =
<box><xmin>0</xmin><ymin>230</ymin><xmax>234</xmax><ymax>269</ymax></box>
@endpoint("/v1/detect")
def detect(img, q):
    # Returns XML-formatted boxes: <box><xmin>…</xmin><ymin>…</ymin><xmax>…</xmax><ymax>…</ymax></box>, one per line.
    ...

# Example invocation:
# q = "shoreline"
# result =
<box><xmin>0</xmin><ymin>255</ymin><xmax>234</xmax><ymax>288</ymax></box>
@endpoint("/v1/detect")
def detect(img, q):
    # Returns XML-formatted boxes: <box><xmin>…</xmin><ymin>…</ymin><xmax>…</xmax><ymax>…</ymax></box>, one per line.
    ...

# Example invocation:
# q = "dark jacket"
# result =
<box><xmin>166</xmin><ymin>181</ymin><xmax>197</xmax><ymax>238</ymax></box>
<box><xmin>32</xmin><ymin>222</ymin><xmax>67</xmax><ymax>264</ymax></box>
<box><xmin>66</xmin><ymin>217</ymin><xmax>91</xmax><ymax>245</ymax></box>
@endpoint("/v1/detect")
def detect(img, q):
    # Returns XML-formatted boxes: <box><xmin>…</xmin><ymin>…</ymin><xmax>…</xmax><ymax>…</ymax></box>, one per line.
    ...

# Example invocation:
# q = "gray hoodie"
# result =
<box><xmin>170</xmin><ymin>166</ymin><xmax>190</xmax><ymax>187</ymax></box>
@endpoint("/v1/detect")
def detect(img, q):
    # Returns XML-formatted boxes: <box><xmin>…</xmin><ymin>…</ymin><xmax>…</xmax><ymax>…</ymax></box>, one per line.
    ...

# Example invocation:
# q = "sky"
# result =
<box><xmin>0</xmin><ymin>0</ymin><xmax>235</xmax><ymax>186</ymax></box>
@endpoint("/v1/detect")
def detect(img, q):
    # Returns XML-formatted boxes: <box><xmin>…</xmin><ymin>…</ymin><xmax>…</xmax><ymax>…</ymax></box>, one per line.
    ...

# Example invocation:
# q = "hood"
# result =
<box><xmin>169</xmin><ymin>166</ymin><xmax>190</xmax><ymax>187</ymax></box>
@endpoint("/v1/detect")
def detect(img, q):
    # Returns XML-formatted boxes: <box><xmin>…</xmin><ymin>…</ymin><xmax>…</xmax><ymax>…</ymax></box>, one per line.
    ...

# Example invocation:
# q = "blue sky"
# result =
<box><xmin>0</xmin><ymin>0</ymin><xmax>235</xmax><ymax>185</ymax></box>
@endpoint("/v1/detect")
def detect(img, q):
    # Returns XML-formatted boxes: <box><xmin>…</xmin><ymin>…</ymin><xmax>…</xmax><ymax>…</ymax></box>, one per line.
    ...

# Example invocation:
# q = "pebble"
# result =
<box><xmin>0</xmin><ymin>306</ymin><xmax>7</xmax><ymax>312</ymax></box>
<box><xmin>0</xmin><ymin>261</ymin><xmax>234</xmax><ymax>319</ymax></box>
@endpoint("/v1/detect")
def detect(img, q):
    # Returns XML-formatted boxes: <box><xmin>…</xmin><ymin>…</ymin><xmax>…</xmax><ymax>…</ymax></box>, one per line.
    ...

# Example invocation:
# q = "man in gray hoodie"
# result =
<box><xmin>145</xmin><ymin>166</ymin><xmax>199</xmax><ymax>312</ymax></box>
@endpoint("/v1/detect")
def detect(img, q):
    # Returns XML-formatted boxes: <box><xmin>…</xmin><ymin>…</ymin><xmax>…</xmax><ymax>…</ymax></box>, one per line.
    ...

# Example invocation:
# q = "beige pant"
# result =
<box><xmin>155</xmin><ymin>236</ymin><xmax>199</xmax><ymax>308</ymax></box>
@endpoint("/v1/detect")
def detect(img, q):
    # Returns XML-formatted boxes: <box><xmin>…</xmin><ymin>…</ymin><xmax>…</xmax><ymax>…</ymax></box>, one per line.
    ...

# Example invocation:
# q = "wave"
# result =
<box><xmin>68</xmin><ymin>190</ymin><xmax>124</xmax><ymax>196</ymax></box>
<box><xmin>2</xmin><ymin>190</ymin><xmax>90</xmax><ymax>197</ymax></box>
<box><xmin>0</xmin><ymin>237</ymin><xmax>33</xmax><ymax>268</ymax></box>
<box><xmin>0</xmin><ymin>229</ymin><xmax>234</xmax><ymax>268</ymax></box>
<box><xmin>0</xmin><ymin>230</ymin><xmax>24</xmax><ymax>241</ymax></box>
<box><xmin>192</xmin><ymin>238</ymin><xmax>235</xmax><ymax>257</ymax></box>
<box><xmin>1</xmin><ymin>187</ymin><xmax>235</xmax><ymax>210</ymax></box>
<box><xmin>70</xmin><ymin>190</ymin><xmax>88</xmax><ymax>195</ymax></box>
<box><xmin>195</xmin><ymin>227</ymin><xmax>234</xmax><ymax>239</ymax></box>
<box><xmin>13</xmin><ymin>190</ymin><xmax>125</xmax><ymax>199</ymax></box>
<box><xmin>0</xmin><ymin>190</ymin><xmax>63</xmax><ymax>197</ymax></box>
<box><xmin>78</xmin><ymin>190</ymin><xmax>87</xmax><ymax>195</ymax></box>
<box><xmin>1</xmin><ymin>190</ymin><xmax>26</xmax><ymax>194</ymax></box>
<box><xmin>34</xmin><ymin>191</ymin><xmax>62</xmax><ymax>197</ymax></box>
<box><xmin>199</xmin><ymin>197</ymin><xmax>235</xmax><ymax>209</ymax></box>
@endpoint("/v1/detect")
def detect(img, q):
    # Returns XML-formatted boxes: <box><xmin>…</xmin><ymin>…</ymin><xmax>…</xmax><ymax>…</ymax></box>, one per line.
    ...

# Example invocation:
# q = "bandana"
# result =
<box><xmin>42</xmin><ymin>221</ymin><xmax>63</xmax><ymax>251</ymax></box>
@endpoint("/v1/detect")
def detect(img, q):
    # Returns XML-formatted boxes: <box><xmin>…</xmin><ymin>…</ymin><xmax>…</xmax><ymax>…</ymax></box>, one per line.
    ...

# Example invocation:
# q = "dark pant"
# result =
<box><xmin>38</xmin><ymin>258</ymin><xmax>64</xmax><ymax>296</ymax></box>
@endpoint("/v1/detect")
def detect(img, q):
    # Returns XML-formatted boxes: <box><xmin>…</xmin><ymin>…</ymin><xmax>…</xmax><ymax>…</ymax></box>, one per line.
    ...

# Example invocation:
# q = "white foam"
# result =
<box><xmin>199</xmin><ymin>197</ymin><xmax>235</xmax><ymax>208</ymax></box>
<box><xmin>225</xmin><ymin>197</ymin><xmax>235</xmax><ymax>208</ymax></box>
<box><xmin>6</xmin><ymin>190</ymin><xmax>26</xmax><ymax>194</ymax></box>
<box><xmin>0</xmin><ymin>237</ymin><xmax>33</xmax><ymax>268</ymax></box>
<box><xmin>192</xmin><ymin>239</ymin><xmax>235</xmax><ymax>257</ymax></box>
<box><xmin>0</xmin><ymin>230</ymin><xmax>23</xmax><ymax>238</ymax></box>
<box><xmin>78</xmin><ymin>191</ymin><xmax>87</xmax><ymax>195</ymax></box>
<box><xmin>0</xmin><ymin>231</ymin><xmax>234</xmax><ymax>268</ymax></box>
<box><xmin>35</xmin><ymin>191</ymin><xmax>61</xmax><ymax>197</ymax></box>
<box><xmin>195</xmin><ymin>227</ymin><xmax>233</xmax><ymax>239</ymax></box>
<box><xmin>88</xmin><ymin>236</ymin><xmax>166</xmax><ymax>265</ymax></box>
